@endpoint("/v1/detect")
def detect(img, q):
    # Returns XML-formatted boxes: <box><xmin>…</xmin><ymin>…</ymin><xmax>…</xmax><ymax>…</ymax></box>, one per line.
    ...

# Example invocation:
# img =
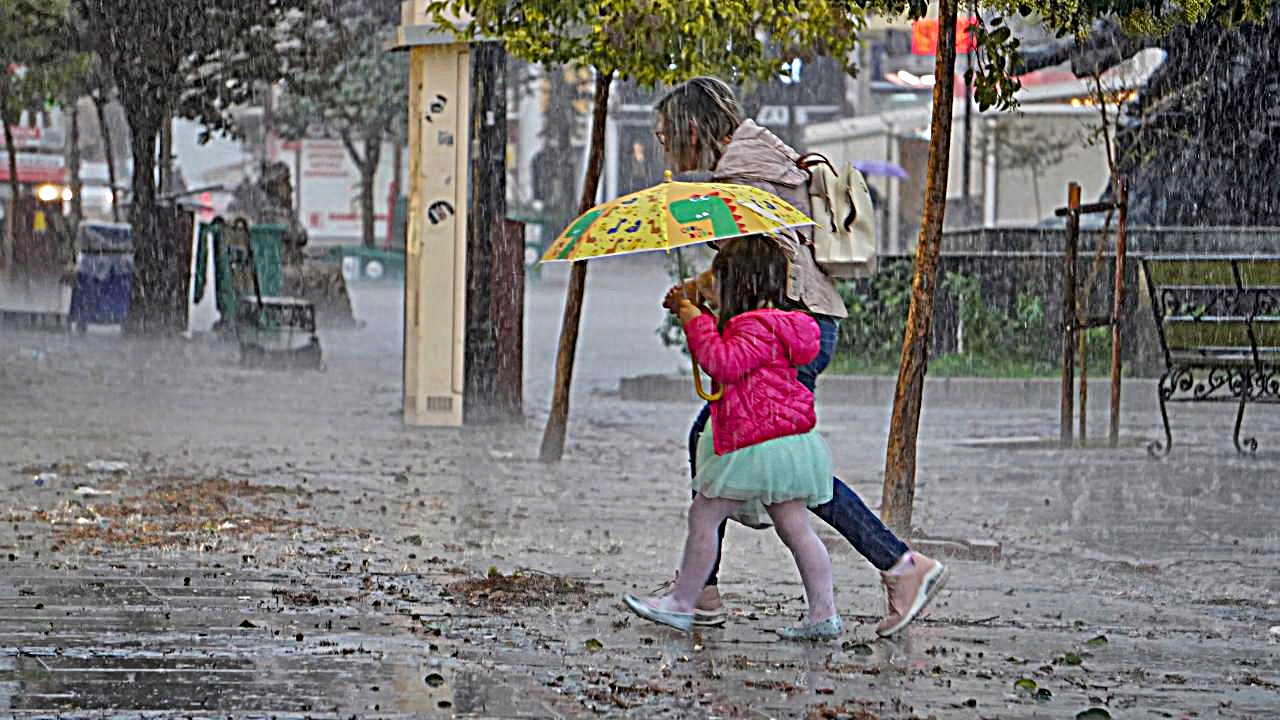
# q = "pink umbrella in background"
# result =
<box><xmin>853</xmin><ymin>160</ymin><xmax>909</xmax><ymax>179</ymax></box>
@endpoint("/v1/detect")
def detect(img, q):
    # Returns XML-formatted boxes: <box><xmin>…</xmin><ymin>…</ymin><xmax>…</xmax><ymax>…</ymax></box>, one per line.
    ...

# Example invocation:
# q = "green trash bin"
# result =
<box><xmin>195</xmin><ymin>221</ymin><xmax>286</xmax><ymax>332</ymax></box>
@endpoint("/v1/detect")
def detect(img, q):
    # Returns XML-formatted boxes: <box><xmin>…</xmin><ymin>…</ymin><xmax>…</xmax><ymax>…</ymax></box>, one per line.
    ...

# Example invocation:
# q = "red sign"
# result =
<box><xmin>911</xmin><ymin>16</ymin><xmax>977</xmax><ymax>55</ymax></box>
<box><xmin>0</xmin><ymin>126</ymin><xmax>42</xmax><ymax>149</ymax></box>
<box><xmin>0</xmin><ymin>152</ymin><xmax>64</xmax><ymax>184</ymax></box>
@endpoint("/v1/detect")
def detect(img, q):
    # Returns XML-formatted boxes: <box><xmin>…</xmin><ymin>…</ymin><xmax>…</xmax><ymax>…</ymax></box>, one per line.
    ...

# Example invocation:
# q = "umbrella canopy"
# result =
<box><xmin>853</xmin><ymin>160</ymin><xmax>909</xmax><ymax>179</ymax></box>
<box><xmin>541</xmin><ymin>174</ymin><xmax>814</xmax><ymax>263</ymax></box>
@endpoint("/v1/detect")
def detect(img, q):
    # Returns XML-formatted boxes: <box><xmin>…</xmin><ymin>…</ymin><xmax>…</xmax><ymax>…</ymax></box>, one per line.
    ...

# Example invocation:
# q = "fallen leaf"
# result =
<box><xmin>584</xmin><ymin>638</ymin><xmax>604</xmax><ymax>653</ymax></box>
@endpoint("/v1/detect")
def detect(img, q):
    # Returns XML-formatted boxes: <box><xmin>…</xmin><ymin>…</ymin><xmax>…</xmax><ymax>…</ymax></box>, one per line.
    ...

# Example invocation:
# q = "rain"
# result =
<box><xmin>0</xmin><ymin>0</ymin><xmax>1278</xmax><ymax>717</ymax></box>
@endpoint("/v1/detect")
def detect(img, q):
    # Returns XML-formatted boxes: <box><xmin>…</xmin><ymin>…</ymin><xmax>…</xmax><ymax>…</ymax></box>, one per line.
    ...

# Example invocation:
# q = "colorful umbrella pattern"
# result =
<box><xmin>540</xmin><ymin>176</ymin><xmax>814</xmax><ymax>263</ymax></box>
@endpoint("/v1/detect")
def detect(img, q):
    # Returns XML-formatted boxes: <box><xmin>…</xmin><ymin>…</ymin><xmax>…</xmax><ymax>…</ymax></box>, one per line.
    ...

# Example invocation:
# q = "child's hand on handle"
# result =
<box><xmin>676</xmin><ymin>299</ymin><xmax>703</xmax><ymax>325</ymax></box>
<box><xmin>663</xmin><ymin>283</ymin><xmax>688</xmax><ymax>313</ymax></box>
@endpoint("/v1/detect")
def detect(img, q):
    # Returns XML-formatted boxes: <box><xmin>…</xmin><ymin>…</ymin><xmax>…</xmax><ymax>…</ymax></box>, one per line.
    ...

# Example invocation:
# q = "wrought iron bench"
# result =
<box><xmin>1143</xmin><ymin>256</ymin><xmax>1280</xmax><ymax>457</ymax></box>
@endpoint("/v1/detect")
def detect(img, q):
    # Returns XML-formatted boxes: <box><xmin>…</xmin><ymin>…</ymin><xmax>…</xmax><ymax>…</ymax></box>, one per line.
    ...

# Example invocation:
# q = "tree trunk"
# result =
<box><xmin>361</xmin><ymin>134</ymin><xmax>380</xmax><ymax>248</ymax></box>
<box><xmin>464</xmin><ymin>42</ymin><xmax>520</xmax><ymax>424</ymax></box>
<box><xmin>123</xmin><ymin>100</ymin><xmax>180</xmax><ymax>336</ymax></box>
<box><xmin>539</xmin><ymin>69</ymin><xmax>614</xmax><ymax>463</ymax></box>
<box><xmin>880</xmin><ymin>0</ymin><xmax>959</xmax><ymax>536</ymax></box>
<box><xmin>92</xmin><ymin>96</ymin><xmax>119</xmax><ymax>222</ymax></box>
<box><xmin>158</xmin><ymin>116</ymin><xmax>173</xmax><ymax>195</ymax></box>
<box><xmin>388</xmin><ymin>140</ymin><xmax>402</xmax><ymax>248</ymax></box>
<box><xmin>2</xmin><ymin>114</ymin><xmax>19</xmax><ymax>206</ymax></box>
<box><xmin>340</xmin><ymin>131</ymin><xmax>378</xmax><ymax>248</ymax></box>
<box><xmin>2</xmin><ymin>109</ymin><xmax>17</xmax><ymax>273</ymax></box>
<box><xmin>68</xmin><ymin>99</ymin><xmax>83</xmax><ymax>237</ymax></box>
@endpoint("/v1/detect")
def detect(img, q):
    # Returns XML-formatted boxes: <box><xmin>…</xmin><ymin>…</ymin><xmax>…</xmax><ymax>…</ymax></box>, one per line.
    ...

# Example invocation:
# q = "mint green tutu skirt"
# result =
<box><xmin>693</xmin><ymin>427</ymin><xmax>833</xmax><ymax>528</ymax></box>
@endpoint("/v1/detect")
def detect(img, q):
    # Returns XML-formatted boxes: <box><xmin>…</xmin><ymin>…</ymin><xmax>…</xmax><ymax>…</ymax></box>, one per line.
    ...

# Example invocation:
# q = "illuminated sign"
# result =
<box><xmin>911</xmin><ymin>16</ymin><xmax>977</xmax><ymax>55</ymax></box>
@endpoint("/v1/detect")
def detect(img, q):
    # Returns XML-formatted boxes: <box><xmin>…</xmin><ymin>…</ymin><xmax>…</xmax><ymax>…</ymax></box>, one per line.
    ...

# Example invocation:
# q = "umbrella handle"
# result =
<box><xmin>692</xmin><ymin>360</ymin><xmax>723</xmax><ymax>402</ymax></box>
<box><xmin>687</xmin><ymin>289</ymin><xmax>723</xmax><ymax>401</ymax></box>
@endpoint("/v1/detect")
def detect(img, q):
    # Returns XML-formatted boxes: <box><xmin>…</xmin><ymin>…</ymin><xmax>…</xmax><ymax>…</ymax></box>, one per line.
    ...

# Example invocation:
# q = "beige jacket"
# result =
<box><xmin>706</xmin><ymin>120</ymin><xmax>848</xmax><ymax>319</ymax></box>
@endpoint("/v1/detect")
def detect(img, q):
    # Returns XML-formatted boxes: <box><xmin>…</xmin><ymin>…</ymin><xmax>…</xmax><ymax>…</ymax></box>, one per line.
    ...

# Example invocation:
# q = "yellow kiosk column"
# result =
<box><xmin>393</xmin><ymin>2</ymin><xmax>470</xmax><ymax>426</ymax></box>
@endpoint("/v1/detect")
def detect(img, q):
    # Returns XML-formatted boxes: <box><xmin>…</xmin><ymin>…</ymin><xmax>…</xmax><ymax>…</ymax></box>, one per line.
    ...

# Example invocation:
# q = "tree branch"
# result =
<box><xmin>340</xmin><ymin>130</ymin><xmax>365</xmax><ymax>171</ymax></box>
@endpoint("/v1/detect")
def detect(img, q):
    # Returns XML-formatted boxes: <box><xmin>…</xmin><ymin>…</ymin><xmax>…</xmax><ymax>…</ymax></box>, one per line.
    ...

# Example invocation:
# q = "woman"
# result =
<box><xmin>655</xmin><ymin>76</ymin><xmax>948</xmax><ymax>637</ymax></box>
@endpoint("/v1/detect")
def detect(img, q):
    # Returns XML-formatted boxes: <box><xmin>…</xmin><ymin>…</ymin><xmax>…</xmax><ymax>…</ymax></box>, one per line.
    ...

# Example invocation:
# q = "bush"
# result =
<box><xmin>833</xmin><ymin>260</ymin><xmax>1094</xmax><ymax>377</ymax></box>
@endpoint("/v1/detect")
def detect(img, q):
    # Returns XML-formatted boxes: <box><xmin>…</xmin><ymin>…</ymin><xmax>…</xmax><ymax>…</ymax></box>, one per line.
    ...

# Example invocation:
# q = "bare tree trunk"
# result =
<box><xmin>1</xmin><ymin>104</ymin><xmax>17</xmax><ymax>273</ymax></box>
<box><xmin>92</xmin><ymin>95</ymin><xmax>120</xmax><ymax>222</ymax></box>
<box><xmin>340</xmin><ymin>131</ymin><xmax>378</xmax><ymax>248</ymax></box>
<box><xmin>539</xmin><ymin>68</ymin><xmax>614</xmax><ymax>463</ymax></box>
<box><xmin>464</xmin><ymin>42</ymin><xmax>520</xmax><ymax>423</ymax></box>
<box><xmin>158</xmin><ymin>116</ymin><xmax>172</xmax><ymax>195</ymax></box>
<box><xmin>880</xmin><ymin>0</ymin><xmax>959</xmax><ymax>536</ymax></box>
<box><xmin>68</xmin><ymin>99</ymin><xmax>83</xmax><ymax>236</ymax></box>
<box><xmin>123</xmin><ymin>99</ymin><xmax>180</xmax><ymax>336</ymax></box>
<box><xmin>362</xmin><ymin>135</ymin><xmax>380</xmax><ymax>248</ymax></box>
<box><xmin>389</xmin><ymin>139</ymin><xmax>402</xmax><ymax>248</ymax></box>
<box><xmin>2</xmin><ymin>106</ymin><xmax>19</xmax><ymax>205</ymax></box>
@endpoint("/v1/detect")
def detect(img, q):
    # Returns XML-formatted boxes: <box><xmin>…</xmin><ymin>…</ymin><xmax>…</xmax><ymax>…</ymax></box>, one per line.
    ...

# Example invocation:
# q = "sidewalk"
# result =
<box><xmin>2</xmin><ymin>324</ymin><xmax>1277</xmax><ymax>718</ymax></box>
<box><xmin>1</xmin><ymin>270</ymin><xmax>1277</xmax><ymax>717</ymax></box>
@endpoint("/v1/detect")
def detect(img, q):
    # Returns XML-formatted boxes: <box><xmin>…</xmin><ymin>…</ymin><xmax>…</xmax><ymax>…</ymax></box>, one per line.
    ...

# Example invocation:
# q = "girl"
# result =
<box><xmin>623</xmin><ymin>238</ymin><xmax>842</xmax><ymax>640</ymax></box>
<box><xmin>653</xmin><ymin>75</ymin><xmax>947</xmax><ymax>637</ymax></box>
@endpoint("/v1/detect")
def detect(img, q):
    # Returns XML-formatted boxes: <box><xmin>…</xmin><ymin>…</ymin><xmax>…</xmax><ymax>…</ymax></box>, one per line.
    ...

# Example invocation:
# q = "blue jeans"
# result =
<box><xmin>689</xmin><ymin>314</ymin><xmax>909</xmax><ymax>582</ymax></box>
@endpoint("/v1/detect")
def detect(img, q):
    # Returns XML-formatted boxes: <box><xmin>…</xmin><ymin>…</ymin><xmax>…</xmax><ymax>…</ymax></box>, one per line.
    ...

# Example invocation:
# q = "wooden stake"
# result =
<box><xmin>1109</xmin><ymin>178</ymin><xmax>1128</xmax><ymax>448</ymax></box>
<box><xmin>1060</xmin><ymin>182</ymin><xmax>1081</xmax><ymax>448</ymax></box>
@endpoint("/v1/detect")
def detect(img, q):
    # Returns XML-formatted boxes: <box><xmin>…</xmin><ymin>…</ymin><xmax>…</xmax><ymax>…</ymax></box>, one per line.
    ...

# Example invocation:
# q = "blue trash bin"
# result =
<box><xmin>69</xmin><ymin>253</ymin><xmax>134</xmax><ymax>327</ymax></box>
<box><xmin>68</xmin><ymin>222</ymin><xmax>134</xmax><ymax>329</ymax></box>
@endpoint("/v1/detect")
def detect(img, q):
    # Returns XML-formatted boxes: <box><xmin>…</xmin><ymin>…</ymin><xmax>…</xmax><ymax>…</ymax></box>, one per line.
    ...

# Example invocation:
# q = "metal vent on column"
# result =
<box><xmin>426</xmin><ymin>396</ymin><xmax>454</xmax><ymax>412</ymax></box>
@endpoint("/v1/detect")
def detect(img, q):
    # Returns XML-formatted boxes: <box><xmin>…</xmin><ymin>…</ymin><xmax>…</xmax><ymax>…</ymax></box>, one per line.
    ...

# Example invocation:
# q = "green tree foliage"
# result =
<box><xmin>425</xmin><ymin>0</ymin><xmax>906</xmax><ymax>460</ymax></box>
<box><xmin>0</xmin><ymin>0</ymin><xmax>85</xmax><ymax>201</ymax></box>
<box><xmin>428</xmin><ymin>0</ymin><xmax>882</xmax><ymax>88</ymax></box>
<box><xmin>276</xmin><ymin>2</ymin><xmax>407</xmax><ymax>248</ymax></box>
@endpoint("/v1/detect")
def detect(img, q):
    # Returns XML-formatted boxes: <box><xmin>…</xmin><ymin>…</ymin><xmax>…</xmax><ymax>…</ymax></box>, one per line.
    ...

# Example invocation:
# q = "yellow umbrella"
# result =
<box><xmin>540</xmin><ymin>171</ymin><xmax>814</xmax><ymax>263</ymax></box>
<box><xmin>542</xmin><ymin>173</ymin><xmax>814</xmax><ymax>402</ymax></box>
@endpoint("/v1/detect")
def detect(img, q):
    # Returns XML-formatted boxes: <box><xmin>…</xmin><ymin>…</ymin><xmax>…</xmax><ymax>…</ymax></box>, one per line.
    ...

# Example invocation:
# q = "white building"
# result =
<box><xmin>803</xmin><ymin>48</ymin><xmax>1166</xmax><ymax>254</ymax></box>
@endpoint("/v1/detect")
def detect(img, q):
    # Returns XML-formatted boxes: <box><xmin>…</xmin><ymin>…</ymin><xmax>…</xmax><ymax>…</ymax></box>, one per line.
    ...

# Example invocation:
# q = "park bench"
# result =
<box><xmin>217</xmin><ymin>218</ymin><xmax>322</xmax><ymax>370</ymax></box>
<box><xmin>1142</xmin><ymin>255</ymin><xmax>1280</xmax><ymax>457</ymax></box>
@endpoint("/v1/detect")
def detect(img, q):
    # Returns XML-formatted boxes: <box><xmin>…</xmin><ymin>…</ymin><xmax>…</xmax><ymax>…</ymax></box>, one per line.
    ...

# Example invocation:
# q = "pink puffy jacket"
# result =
<box><xmin>684</xmin><ymin>309</ymin><xmax>821</xmax><ymax>455</ymax></box>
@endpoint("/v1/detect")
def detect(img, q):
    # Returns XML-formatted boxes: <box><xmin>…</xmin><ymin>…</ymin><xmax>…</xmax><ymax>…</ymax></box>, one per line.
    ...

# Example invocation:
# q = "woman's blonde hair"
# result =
<box><xmin>655</xmin><ymin>77</ymin><xmax>742</xmax><ymax>171</ymax></box>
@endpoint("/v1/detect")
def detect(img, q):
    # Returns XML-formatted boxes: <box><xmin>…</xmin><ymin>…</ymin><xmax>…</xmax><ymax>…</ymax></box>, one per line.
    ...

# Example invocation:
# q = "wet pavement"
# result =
<box><xmin>1</xmin><ymin>257</ymin><xmax>1278</xmax><ymax>718</ymax></box>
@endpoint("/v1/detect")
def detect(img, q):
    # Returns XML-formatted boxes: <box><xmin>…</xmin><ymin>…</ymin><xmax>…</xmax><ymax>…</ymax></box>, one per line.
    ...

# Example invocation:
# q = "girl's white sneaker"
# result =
<box><xmin>623</xmin><ymin>594</ymin><xmax>694</xmax><ymax>632</ymax></box>
<box><xmin>775</xmin><ymin>614</ymin><xmax>843</xmax><ymax>640</ymax></box>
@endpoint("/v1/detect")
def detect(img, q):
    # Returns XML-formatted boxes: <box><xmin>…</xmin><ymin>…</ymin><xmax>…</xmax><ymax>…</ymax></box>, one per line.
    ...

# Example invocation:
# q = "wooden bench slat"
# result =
<box><xmin>1163</xmin><ymin>319</ymin><xmax>1252</xmax><ymax>350</ymax></box>
<box><xmin>1145</xmin><ymin>259</ymin><xmax>1237</xmax><ymax>287</ymax></box>
<box><xmin>1237</xmin><ymin>260</ymin><xmax>1280</xmax><ymax>288</ymax></box>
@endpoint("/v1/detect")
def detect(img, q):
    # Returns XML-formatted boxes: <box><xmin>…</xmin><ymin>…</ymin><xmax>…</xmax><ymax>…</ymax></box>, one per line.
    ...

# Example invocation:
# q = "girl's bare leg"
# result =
<box><xmin>651</xmin><ymin>495</ymin><xmax>742</xmax><ymax>613</ymax></box>
<box><xmin>766</xmin><ymin>499</ymin><xmax>836</xmax><ymax>623</ymax></box>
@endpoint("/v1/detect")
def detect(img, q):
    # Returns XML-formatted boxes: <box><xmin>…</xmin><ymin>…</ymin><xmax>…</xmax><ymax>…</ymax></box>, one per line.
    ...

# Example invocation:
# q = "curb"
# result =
<box><xmin>620</xmin><ymin>374</ymin><xmax>1159</xmax><ymax>411</ymax></box>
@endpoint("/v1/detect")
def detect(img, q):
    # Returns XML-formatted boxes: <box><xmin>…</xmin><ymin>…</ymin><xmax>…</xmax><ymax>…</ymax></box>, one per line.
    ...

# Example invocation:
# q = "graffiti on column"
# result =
<box><xmin>424</xmin><ymin>94</ymin><xmax>448</xmax><ymax>123</ymax></box>
<box><xmin>427</xmin><ymin>201</ymin><xmax>455</xmax><ymax>225</ymax></box>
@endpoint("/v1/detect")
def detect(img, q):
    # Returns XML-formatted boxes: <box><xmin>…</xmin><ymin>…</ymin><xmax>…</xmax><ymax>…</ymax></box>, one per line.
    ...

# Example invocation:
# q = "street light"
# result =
<box><xmin>36</xmin><ymin>184</ymin><xmax>61</xmax><ymax>203</ymax></box>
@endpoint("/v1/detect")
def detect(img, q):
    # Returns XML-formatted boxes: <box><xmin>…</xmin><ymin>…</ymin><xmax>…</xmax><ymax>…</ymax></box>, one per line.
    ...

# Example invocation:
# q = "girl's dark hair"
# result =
<box><xmin>711</xmin><ymin>236</ymin><xmax>792</xmax><ymax>330</ymax></box>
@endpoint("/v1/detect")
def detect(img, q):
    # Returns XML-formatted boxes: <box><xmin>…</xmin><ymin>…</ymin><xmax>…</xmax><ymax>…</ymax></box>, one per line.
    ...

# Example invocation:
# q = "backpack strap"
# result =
<box><xmin>796</xmin><ymin>152</ymin><xmax>837</xmax><ymax>179</ymax></box>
